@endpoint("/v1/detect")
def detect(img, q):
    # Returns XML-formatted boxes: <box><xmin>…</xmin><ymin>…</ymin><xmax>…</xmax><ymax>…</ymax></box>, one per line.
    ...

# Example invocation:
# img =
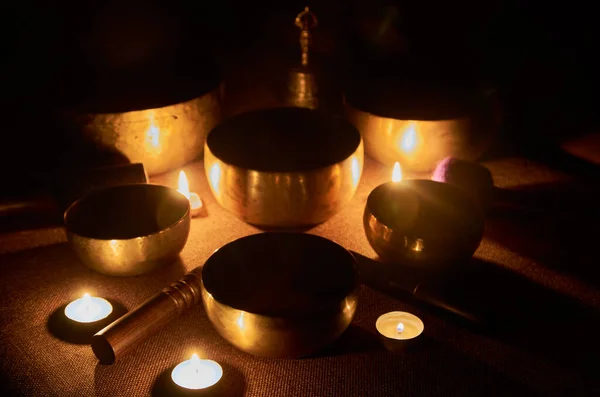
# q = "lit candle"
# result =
<box><xmin>178</xmin><ymin>170</ymin><xmax>205</xmax><ymax>217</ymax></box>
<box><xmin>64</xmin><ymin>293</ymin><xmax>113</xmax><ymax>323</ymax></box>
<box><xmin>376</xmin><ymin>311</ymin><xmax>424</xmax><ymax>341</ymax></box>
<box><xmin>171</xmin><ymin>353</ymin><xmax>223</xmax><ymax>390</ymax></box>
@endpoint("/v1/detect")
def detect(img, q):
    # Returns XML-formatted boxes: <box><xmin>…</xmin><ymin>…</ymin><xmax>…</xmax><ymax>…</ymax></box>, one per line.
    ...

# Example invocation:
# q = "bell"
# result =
<box><xmin>283</xmin><ymin>7</ymin><xmax>320</xmax><ymax>109</ymax></box>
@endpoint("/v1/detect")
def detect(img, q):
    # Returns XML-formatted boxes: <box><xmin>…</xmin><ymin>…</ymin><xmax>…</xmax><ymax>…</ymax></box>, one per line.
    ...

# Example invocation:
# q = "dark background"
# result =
<box><xmin>0</xmin><ymin>0</ymin><xmax>598</xmax><ymax>179</ymax></box>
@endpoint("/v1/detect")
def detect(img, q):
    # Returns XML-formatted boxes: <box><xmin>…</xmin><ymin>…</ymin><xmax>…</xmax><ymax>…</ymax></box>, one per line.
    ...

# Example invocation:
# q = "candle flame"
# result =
<box><xmin>397</xmin><ymin>322</ymin><xmax>405</xmax><ymax>333</ymax></box>
<box><xmin>392</xmin><ymin>162</ymin><xmax>403</xmax><ymax>182</ymax></box>
<box><xmin>191</xmin><ymin>353</ymin><xmax>200</xmax><ymax>362</ymax></box>
<box><xmin>178</xmin><ymin>170</ymin><xmax>191</xmax><ymax>200</ymax></box>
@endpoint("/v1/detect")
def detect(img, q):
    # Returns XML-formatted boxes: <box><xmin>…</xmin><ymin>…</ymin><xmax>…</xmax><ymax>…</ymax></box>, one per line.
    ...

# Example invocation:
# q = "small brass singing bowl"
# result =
<box><xmin>364</xmin><ymin>180</ymin><xmax>484</xmax><ymax>269</ymax></box>
<box><xmin>201</xmin><ymin>232</ymin><xmax>359</xmax><ymax>358</ymax></box>
<box><xmin>64</xmin><ymin>184</ymin><xmax>190</xmax><ymax>276</ymax></box>
<box><xmin>204</xmin><ymin>107</ymin><xmax>364</xmax><ymax>228</ymax></box>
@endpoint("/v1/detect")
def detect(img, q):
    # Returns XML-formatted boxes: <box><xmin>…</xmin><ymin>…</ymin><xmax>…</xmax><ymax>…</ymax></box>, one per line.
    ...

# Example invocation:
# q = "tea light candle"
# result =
<box><xmin>64</xmin><ymin>293</ymin><xmax>113</xmax><ymax>323</ymax></box>
<box><xmin>376</xmin><ymin>311</ymin><xmax>424</xmax><ymax>341</ymax></box>
<box><xmin>178</xmin><ymin>170</ymin><xmax>205</xmax><ymax>217</ymax></box>
<box><xmin>171</xmin><ymin>353</ymin><xmax>223</xmax><ymax>390</ymax></box>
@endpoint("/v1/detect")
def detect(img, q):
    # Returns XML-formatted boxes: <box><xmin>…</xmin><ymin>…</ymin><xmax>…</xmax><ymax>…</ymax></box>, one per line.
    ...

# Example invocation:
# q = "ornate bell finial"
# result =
<box><xmin>295</xmin><ymin>7</ymin><xmax>318</xmax><ymax>67</ymax></box>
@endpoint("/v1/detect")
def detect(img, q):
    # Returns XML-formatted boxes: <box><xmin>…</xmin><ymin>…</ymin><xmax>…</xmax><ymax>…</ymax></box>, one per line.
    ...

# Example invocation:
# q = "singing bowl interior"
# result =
<box><xmin>64</xmin><ymin>184</ymin><xmax>190</xmax><ymax>276</ymax></box>
<box><xmin>364</xmin><ymin>180</ymin><xmax>484</xmax><ymax>268</ymax></box>
<box><xmin>201</xmin><ymin>232</ymin><xmax>359</xmax><ymax>358</ymax></box>
<box><xmin>204</xmin><ymin>107</ymin><xmax>364</xmax><ymax>227</ymax></box>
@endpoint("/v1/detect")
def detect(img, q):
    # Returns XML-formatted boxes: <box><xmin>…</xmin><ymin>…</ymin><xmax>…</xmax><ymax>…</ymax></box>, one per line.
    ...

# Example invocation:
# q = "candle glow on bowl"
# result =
<box><xmin>178</xmin><ymin>170</ymin><xmax>205</xmax><ymax>217</ymax></box>
<box><xmin>363</xmin><ymin>162</ymin><xmax>484</xmax><ymax>268</ymax></box>
<box><xmin>343</xmin><ymin>78</ymin><xmax>499</xmax><ymax>173</ymax></box>
<box><xmin>203</xmin><ymin>107</ymin><xmax>364</xmax><ymax>228</ymax></box>
<box><xmin>398</xmin><ymin>123</ymin><xmax>419</xmax><ymax>155</ymax></box>
<box><xmin>64</xmin><ymin>184</ymin><xmax>191</xmax><ymax>276</ymax></box>
<box><xmin>64</xmin><ymin>293</ymin><xmax>113</xmax><ymax>323</ymax></box>
<box><xmin>171</xmin><ymin>353</ymin><xmax>223</xmax><ymax>390</ymax></box>
<box><xmin>376</xmin><ymin>311</ymin><xmax>424</xmax><ymax>341</ymax></box>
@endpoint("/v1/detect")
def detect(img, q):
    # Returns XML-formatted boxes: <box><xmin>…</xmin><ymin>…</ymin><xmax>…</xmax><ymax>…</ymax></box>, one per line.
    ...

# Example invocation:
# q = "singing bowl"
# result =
<box><xmin>200</xmin><ymin>233</ymin><xmax>359</xmax><ymax>358</ymax></box>
<box><xmin>60</xmin><ymin>64</ymin><xmax>223</xmax><ymax>176</ymax></box>
<box><xmin>204</xmin><ymin>107</ymin><xmax>364</xmax><ymax>228</ymax></box>
<box><xmin>64</xmin><ymin>184</ymin><xmax>190</xmax><ymax>276</ymax></box>
<box><xmin>344</xmin><ymin>76</ymin><xmax>500</xmax><ymax>173</ymax></box>
<box><xmin>364</xmin><ymin>180</ymin><xmax>484</xmax><ymax>269</ymax></box>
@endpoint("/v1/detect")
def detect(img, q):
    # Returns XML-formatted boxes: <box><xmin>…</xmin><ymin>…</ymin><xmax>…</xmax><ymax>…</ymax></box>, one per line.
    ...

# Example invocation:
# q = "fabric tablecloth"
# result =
<box><xmin>1</xmin><ymin>156</ymin><xmax>599</xmax><ymax>397</ymax></box>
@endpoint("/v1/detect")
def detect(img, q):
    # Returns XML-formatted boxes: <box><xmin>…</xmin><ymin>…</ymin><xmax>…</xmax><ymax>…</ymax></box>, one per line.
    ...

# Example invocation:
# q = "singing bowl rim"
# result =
<box><xmin>363</xmin><ymin>180</ymin><xmax>484</xmax><ymax>266</ymax></box>
<box><xmin>59</xmin><ymin>60</ymin><xmax>223</xmax><ymax>114</ymax></box>
<box><xmin>200</xmin><ymin>232</ymin><xmax>360</xmax><ymax>357</ymax></box>
<box><xmin>205</xmin><ymin>107</ymin><xmax>363</xmax><ymax>173</ymax></box>
<box><xmin>64</xmin><ymin>183</ymin><xmax>191</xmax><ymax>276</ymax></box>
<box><xmin>201</xmin><ymin>232</ymin><xmax>359</xmax><ymax>315</ymax></box>
<box><xmin>343</xmin><ymin>99</ymin><xmax>472</xmax><ymax>125</ymax></box>
<box><xmin>64</xmin><ymin>183</ymin><xmax>190</xmax><ymax>241</ymax></box>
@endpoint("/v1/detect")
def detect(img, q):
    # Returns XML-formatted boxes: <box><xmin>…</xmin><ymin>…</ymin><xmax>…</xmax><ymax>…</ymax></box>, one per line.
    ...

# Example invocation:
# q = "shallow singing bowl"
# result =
<box><xmin>204</xmin><ymin>107</ymin><xmax>364</xmax><ymax>228</ymax></box>
<box><xmin>64</xmin><ymin>184</ymin><xmax>190</xmax><ymax>276</ymax></box>
<box><xmin>201</xmin><ymin>233</ymin><xmax>359</xmax><ymax>358</ymax></box>
<box><xmin>364</xmin><ymin>180</ymin><xmax>484</xmax><ymax>269</ymax></box>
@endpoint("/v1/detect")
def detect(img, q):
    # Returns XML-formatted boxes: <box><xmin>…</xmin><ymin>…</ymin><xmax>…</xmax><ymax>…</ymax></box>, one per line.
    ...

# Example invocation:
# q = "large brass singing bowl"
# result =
<box><xmin>201</xmin><ymin>233</ymin><xmax>359</xmax><ymax>358</ymax></box>
<box><xmin>344</xmin><ymin>77</ymin><xmax>500</xmax><ymax>173</ymax></box>
<box><xmin>64</xmin><ymin>184</ymin><xmax>190</xmax><ymax>276</ymax></box>
<box><xmin>204</xmin><ymin>107</ymin><xmax>364</xmax><ymax>228</ymax></box>
<box><xmin>61</xmin><ymin>62</ymin><xmax>223</xmax><ymax>176</ymax></box>
<box><xmin>72</xmin><ymin>90</ymin><xmax>222</xmax><ymax>176</ymax></box>
<box><xmin>346</xmin><ymin>102</ymin><xmax>474</xmax><ymax>173</ymax></box>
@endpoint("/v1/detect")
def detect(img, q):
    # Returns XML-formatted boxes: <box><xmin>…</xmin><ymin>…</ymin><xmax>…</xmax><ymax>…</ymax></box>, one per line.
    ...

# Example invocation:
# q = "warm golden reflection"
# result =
<box><xmin>108</xmin><ymin>239</ymin><xmax>119</xmax><ymax>254</ymax></box>
<box><xmin>392</xmin><ymin>162</ymin><xmax>403</xmax><ymax>183</ymax></box>
<box><xmin>410</xmin><ymin>238</ymin><xmax>425</xmax><ymax>252</ymax></box>
<box><xmin>346</xmin><ymin>101</ymin><xmax>482</xmax><ymax>173</ymax></box>
<box><xmin>177</xmin><ymin>170</ymin><xmax>191</xmax><ymax>200</ymax></box>
<box><xmin>145</xmin><ymin>113</ymin><xmax>161</xmax><ymax>153</ymax></box>
<box><xmin>351</xmin><ymin>157</ymin><xmax>361</xmax><ymax>187</ymax></box>
<box><xmin>236</xmin><ymin>312</ymin><xmax>245</xmax><ymax>330</ymax></box>
<box><xmin>209</xmin><ymin>162</ymin><xmax>222</xmax><ymax>197</ymax></box>
<box><xmin>399</xmin><ymin>123</ymin><xmax>418</xmax><ymax>153</ymax></box>
<box><xmin>203</xmin><ymin>136</ymin><xmax>364</xmax><ymax>227</ymax></box>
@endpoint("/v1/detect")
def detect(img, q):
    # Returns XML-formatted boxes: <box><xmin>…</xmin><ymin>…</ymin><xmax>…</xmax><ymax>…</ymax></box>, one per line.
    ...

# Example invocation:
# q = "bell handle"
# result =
<box><xmin>295</xmin><ymin>7</ymin><xmax>318</xmax><ymax>67</ymax></box>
